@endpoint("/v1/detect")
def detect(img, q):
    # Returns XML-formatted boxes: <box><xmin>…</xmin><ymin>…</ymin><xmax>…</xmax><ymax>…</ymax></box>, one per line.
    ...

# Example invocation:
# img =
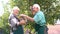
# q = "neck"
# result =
<box><xmin>35</xmin><ymin>10</ymin><xmax>39</xmax><ymax>13</ymax></box>
<box><xmin>13</xmin><ymin>13</ymin><xmax>17</xmax><ymax>16</ymax></box>
<box><xmin>34</xmin><ymin>10</ymin><xmax>39</xmax><ymax>15</ymax></box>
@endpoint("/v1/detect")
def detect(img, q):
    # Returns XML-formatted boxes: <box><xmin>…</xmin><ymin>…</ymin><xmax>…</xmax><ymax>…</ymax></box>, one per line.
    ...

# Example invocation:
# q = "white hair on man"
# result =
<box><xmin>33</xmin><ymin>4</ymin><xmax>40</xmax><ymax>10</ymax></box>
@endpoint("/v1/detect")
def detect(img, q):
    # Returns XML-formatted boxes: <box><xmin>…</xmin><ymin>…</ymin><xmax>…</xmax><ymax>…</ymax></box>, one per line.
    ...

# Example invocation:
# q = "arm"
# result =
<box><xmin>20</xmin><ymin>14</ymin><xmax>34</xmax><ymax>22</ymax></box>
<box><xmin>25</xmin><ymin>16</ymin><xmax>34</xmax><ymax>22</ymax></box>
<box><xmin>12</xmin><ymin>18</ymin><xmax>26</xmax><ymax>25</ymax></box>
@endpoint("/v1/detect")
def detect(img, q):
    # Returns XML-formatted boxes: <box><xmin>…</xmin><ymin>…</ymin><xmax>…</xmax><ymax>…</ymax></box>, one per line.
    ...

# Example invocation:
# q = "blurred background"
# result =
<box><xmin>0</xmin><ymin>0</ymin><xmax>60</xmax><ymax>34</ymax></box>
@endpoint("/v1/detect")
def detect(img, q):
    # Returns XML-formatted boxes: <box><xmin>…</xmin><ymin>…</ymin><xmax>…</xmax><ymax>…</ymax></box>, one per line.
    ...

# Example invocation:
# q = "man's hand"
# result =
<box><xmin>20</xmin><ymin>14</ymin><xmax>27</xmax><ymax>17</ymax></box>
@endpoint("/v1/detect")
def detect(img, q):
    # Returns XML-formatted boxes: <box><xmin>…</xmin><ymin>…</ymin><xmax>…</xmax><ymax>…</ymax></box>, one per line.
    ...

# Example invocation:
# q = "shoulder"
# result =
<box><xmin>9</xmin><ymin>14</ymin><xmax>14</xmax><ymax>19</ymax></box>
<box><xmin>38</xmin><ymin>11</ymin><xmax>44</xmax><ymax>15</ymax></box>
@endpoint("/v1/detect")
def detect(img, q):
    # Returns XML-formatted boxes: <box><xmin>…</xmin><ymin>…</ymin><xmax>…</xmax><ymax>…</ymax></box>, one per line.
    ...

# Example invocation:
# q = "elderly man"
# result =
<box><xmin>20</xmin><ymin>4</ymin><xmax>47</xmax><ymax>34</ymax></box>
<box><xmin>9</xmin><ymin>6</ymin><xmax>26</xmax><ymax>34</ymax></box>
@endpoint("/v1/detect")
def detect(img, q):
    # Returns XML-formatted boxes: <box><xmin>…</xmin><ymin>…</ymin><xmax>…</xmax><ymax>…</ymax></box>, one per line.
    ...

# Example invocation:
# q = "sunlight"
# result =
<box><xmin>0</xmin><ymin>0</ymin><xmax>9</xmax><ymax>16</ymax></box>
<box><xmin>0</xmin><ymin>2</ymin><xmax>4</xmax><ymax>16</ymax></box>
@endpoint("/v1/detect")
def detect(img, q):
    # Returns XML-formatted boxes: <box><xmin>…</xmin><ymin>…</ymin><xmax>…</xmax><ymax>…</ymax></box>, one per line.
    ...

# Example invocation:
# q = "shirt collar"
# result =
<box><xmin>34</xmin><ymin>10</ymin><xmax>40</xmax><ymax>15</ymax></box>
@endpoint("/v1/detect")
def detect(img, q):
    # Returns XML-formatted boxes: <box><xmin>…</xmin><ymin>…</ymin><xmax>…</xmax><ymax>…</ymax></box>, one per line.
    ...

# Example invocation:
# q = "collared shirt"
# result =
<box><xmin>33</xmin><ymin>11</ymin><xmax>46</xmax><ymax>26</ymax></box>
<box><xmin>9</xmin><ymin>14</ymin><xmax>24</xmax><ymax>34</ymax></box>
<box><xmin>9</xmin><ymin>14</ymin><xmax>19</xmax><ymax>27</ymax></box>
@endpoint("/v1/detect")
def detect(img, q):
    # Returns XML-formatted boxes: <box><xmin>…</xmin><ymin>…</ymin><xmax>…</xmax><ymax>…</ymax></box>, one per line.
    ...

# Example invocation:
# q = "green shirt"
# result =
<box><xmin>33</xmin><ymin>11</ymin><xmax>46</xmax><ymax>26</ymax></box>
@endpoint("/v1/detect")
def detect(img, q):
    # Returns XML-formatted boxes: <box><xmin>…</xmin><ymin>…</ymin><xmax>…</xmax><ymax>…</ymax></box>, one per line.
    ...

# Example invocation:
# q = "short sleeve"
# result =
<box><xmin>33</xmin><ymin>14</ymin><xmax>42</xmax><ymax>24</ymax></box>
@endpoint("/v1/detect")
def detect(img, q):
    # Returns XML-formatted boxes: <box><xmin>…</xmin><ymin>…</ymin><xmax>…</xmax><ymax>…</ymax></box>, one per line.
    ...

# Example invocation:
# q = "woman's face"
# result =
<box><xmin>13</xmin><ymin>9</ymin><xmax>19</xmax><ymax>15</ymax></box>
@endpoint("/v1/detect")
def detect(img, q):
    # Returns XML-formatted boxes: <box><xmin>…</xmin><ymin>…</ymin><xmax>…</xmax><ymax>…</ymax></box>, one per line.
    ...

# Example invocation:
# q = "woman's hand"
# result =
<box><xmin>19</xmin><ymin>20</ymin><xmax>26</xmax><ymax>25</ymax></box>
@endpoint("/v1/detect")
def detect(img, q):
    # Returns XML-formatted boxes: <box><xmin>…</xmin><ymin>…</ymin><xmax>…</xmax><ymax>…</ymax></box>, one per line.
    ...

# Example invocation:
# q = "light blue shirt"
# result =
<box><xmin>33</xmin><ymin>11</ymin><xmax>46</xmax><ymax>26</ymax></box>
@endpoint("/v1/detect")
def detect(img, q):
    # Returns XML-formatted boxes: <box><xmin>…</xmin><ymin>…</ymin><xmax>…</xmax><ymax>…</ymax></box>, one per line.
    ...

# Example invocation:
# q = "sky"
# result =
<box><xmin>0</xmin><ymin>0</ymin><xmax>9</xmax><ymax>16</ymax></box>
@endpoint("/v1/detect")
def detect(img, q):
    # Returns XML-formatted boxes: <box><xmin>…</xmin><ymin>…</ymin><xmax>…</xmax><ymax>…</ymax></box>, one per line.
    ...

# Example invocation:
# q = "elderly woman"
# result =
<box><xmin>9</xmin><ymin>6</ymin><xmax>26</xmax><ymax>34</ymax></box>
<box><xmin>20</xmin><ymin>4</ymin><xmax>47</xmax><ymax>34</ymax></box>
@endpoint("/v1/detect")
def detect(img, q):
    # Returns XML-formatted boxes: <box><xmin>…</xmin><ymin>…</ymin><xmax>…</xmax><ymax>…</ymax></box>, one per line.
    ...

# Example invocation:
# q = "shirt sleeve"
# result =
<box><xmin>33</xmin><ymin>14</ymin><xmax>42</xmax><ymax>24</ymax></box>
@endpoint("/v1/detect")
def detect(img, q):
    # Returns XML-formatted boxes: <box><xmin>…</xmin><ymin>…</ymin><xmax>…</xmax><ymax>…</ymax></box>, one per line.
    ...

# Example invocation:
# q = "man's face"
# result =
<box><xmin>32</xmin><ymin>7</ymin><xmax>38</xmax><ymax>15</ymax></box>
<box><xmin>32</xmin><ymin>7</ymin><xmax>38</xmax><ymax>12</ymax></box>
<box><xmin>13</xmin><ymin>9</ymin><xmax>19</xmax><ymax>15</ymax></box>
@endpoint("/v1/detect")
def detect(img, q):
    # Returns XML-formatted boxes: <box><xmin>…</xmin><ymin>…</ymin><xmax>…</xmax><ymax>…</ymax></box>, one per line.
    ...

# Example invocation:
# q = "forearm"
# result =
<box><xmin>26</xmin><ymin>16</ymin><xmax>34</xmax><ymax>22</ymax></box>
<box><xmin>20</xmin><ymin>14</ymin><xmax>34</xmax><ymax>22</ymax></box>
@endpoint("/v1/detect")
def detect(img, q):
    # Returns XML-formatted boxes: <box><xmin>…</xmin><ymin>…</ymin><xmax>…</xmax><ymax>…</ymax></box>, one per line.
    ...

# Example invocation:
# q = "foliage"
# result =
<box><xmin>29</xmin><ymin>0</ymin><xmax>60</xmax><ymax>24</ymax></box>
<box><xmin>9</xmin><ymin>0</ymin><xmax>60</xmax><ymax>33</ymax></box>
<box><xmin>0</xmin><ymin>1</ymin><xmax>10</xmax><ymax>34</ymax></box>
<box><xmin>0</xmin><ymin>0</ymin><xmax>60</xmax><ymax>34</ymax></box>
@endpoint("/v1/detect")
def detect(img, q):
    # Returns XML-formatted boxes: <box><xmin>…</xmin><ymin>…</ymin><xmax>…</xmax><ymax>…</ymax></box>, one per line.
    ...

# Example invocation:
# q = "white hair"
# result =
<box><xmin>12</xmin><ymin>6</ymin><xmax>20</xmax><ymax>11</ymax></box>
<box><xmin>33</xmin><ymin>4</ymin><xmax>40</xmax><ymax>10</ymax></box>
<box><xmin>10</xmin><ymin>6</ymin><xmax>20</xmax><ymax>13</ymax></box>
